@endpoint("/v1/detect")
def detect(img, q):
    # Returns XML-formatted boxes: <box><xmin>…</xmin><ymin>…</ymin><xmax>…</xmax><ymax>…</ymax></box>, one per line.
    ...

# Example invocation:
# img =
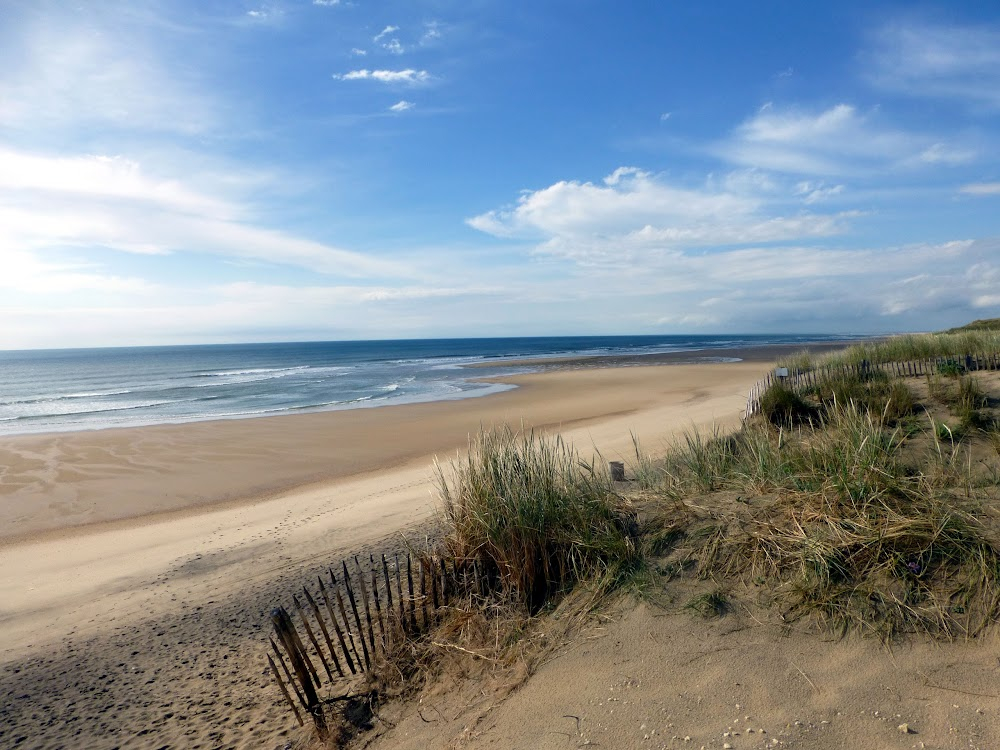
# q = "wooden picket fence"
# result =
<box><xmin>744</xmin><ymin>352</ymin><xmax>1000</xmax><ymax>420</ymax></box>
<box><xmin>266</xmin><ymin>551</ymin><xmax>475</xmax><ymax>735</ymax></box>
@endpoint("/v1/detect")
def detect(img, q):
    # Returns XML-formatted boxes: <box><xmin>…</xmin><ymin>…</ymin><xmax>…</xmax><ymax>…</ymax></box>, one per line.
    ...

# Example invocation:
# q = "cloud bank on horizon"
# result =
<box><xmin>0</xmin><ymin>1</ymin><xmax>998</xmax><ymax>349</ymax></box>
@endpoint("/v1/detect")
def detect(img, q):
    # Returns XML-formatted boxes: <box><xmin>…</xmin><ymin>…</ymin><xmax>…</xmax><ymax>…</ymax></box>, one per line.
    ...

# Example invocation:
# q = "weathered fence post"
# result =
<box><xmin>609</xmin><ymin>461</ymin><xmax>625</xmax><ymax>481</ymax></box>
<box><xmin>271</xmin><ymin>607</ymin><xmax>326</xmax><ymax>737</ymax></box>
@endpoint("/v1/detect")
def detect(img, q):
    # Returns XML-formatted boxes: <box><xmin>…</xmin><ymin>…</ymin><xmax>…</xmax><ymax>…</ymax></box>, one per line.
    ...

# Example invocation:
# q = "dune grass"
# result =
<box><xmin>641</xmin><ymin>361</ymin><xmax>1000</xmax><ymax>640</ymax></box>
<box><xmin>777</xmin><ymin>331</ymin><xmax>1000</xmax><ymax>371</ymax></box>
<box><xmin>436</xmin><ymin>426</ymin><xmax>642</xmax><ymax>612</ymax></box>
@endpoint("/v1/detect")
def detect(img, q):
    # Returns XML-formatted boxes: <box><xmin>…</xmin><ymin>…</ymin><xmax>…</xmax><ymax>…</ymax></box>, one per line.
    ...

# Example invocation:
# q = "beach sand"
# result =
<box><xmin>8</xmin><ymin>347</ymin><xmax>994</xmax><ymax>750</ymax></box>
<box><xmin>0</xmin><ymin>357</ymin><xmax>764</xmax><ymax>749</ymax></box>
<box><xmin>374</xmin><ymin>601</ymin><xmax>1000</xmax><ymax>750</ymax></box>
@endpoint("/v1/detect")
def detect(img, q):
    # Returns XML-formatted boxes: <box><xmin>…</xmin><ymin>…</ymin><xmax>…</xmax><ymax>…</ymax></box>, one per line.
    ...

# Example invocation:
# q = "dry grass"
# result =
<box><xmin>641</xmin><ymin>361</ymin><xmax>1000</xmax><ymax>641</ymax></box>
<box><xmin>312</xmin><ymin>427</ymin><xmax>647</xmax><ymax>746</ymax></box>
<box><xmin>436</xmin><ymin>426</ymin><xmax>641</xmax><ymax>611</ymax></box>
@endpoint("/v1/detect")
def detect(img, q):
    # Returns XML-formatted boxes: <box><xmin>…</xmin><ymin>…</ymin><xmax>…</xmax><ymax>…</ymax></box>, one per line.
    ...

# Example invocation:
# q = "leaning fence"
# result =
<box><xmin>744</xmin><ymin>352</ymin><xmax>1000</xmax><ymax>420</ymax></box>
<box><xmin>266</xmin><ymin>550</ymin><xmax>482</xmax><ymax>736</ymax></box>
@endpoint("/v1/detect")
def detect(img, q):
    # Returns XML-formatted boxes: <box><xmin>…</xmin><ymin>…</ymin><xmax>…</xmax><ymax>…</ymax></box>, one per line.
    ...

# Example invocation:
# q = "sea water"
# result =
<box><xmin>0</xmin><ymin>335</ymin><xmax>860</xmax><ymax>435</ymax></box>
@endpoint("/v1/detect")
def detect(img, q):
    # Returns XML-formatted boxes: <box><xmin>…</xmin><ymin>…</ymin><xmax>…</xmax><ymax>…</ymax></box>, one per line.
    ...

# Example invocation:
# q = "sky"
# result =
<box><xmin>1</xmin><ymin>1</ymin><xmax>1000</xmax><ymax>349</ymax></box>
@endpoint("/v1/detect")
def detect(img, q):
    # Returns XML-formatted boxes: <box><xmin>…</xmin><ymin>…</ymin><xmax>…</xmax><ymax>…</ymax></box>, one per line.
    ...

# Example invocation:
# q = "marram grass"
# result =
<box><xmin>643</xmin><ymin>371</ymin><xmax>1000</xmax><ymax>640</ymax></box>
<box><xmin>436</xmin><ymin>426</ymin><xmax>641</xmax><ymax>611</ymax></box>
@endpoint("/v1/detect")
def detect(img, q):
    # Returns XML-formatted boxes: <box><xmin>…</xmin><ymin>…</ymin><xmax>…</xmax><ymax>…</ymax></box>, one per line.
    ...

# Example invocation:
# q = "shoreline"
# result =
<box><xmin>0</xmin><ymin>341</ymin><xmax>852</xmax><ymax>544</ymax></box>
<box><xmin>0</xmin><ymin>339</ymin><xmax>865</xmax><ymax>442</ymax></box>
<box><xmin>0</xmin><ymin>362</ymin><xmax>738</xmax><ymax>544</ymax></box>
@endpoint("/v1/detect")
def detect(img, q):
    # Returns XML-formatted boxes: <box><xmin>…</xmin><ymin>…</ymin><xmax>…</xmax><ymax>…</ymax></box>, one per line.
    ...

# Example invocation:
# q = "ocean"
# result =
<box><xmin>0</xmin><ymin>335</ymin><xmax>858</xmax><ymax>436</ymax></box>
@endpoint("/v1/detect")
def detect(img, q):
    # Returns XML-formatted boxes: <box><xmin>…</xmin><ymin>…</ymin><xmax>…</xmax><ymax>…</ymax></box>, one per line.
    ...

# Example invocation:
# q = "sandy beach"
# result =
<box><xmin>0</xmin><ymin>356</ymin><xmax>766</xmax><ymax>749</ymax></box>
<box><xmin>5</xmin><ymin>349</ymin><xmax>999</xmax><ymax>750</ymax></box>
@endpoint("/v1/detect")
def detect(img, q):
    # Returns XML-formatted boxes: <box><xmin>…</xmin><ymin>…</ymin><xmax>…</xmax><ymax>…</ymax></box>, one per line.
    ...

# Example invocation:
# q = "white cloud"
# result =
<box><xmin>373</xmin><ymin>25</ymin><xmax>399</xmax><ymax>42</ymax></box>
<box><xmin>0</xmin><ymin>150</ymin><xmax>237</xmax><ymax>219</ymax></box>
<box><xmin>421</xmin><ymin>22</ymin><xmax>443</xmax><ymax>45</ymax></box>
<box><xmin>795</xmin><ymin>181</ymin><xmax>844</xmax><ymax>204</ymax></box>
<box><xmin>960</xmin><ymin>182</ymin><xmax>1000</xmax><ymax>195</ymax></box>
<box><xmin>334</xmin><ymin>69</ymin><xmax>431</xmax><ymax>84</ymax></box>
<box><xmin>382</xmin><ymin>39</ymin><xmax>405</xmax><ymax>55</ymax></box>
<box><xmin>351</xmin><ymin>48</ymin><xmax>367</xmax><ymax>56</ymax></box>
<box><xmin>718</xmin><ymin>103</ymin><xmax>974</xmax><ymax>176</ymax></box>
<box><xmin>467</xmin><ymin>167</ymin><xmax>852</xmax><ymax>265</ymax></box>
<box><xmin>389</xmin><ymin>100</ymin><xmax>414</xmax><ymax>112</ymax></box>
<box><xmin>0</xmin><ymin>147</ymin><xmax>406</xmax><ymax>279</ymax></box>
<box><xmin>313</xmin><ymin>0</ymin><xmax>341</xmax><ymax>5</ymax></box>
<box><xmin>868</xmin><ymin>21</ymin><xmax>1000</xmax><ymax>108</ymax></box>
<box><xmin>660</xmin><ymin>112</ymin><xmax>672</xmax><ymax>121</ymax></box>
<box><xmin>914</xmin><ymin>142</ymin><xmax>975</xmax><ymax>165</ymax></box>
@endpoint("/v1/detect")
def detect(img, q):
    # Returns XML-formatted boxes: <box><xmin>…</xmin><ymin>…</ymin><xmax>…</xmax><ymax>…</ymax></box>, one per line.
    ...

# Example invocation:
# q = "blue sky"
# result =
<box><xmin>2</xmin><ymin>1</ymin><xmax>999</xmax><ymax>348</ymax></box>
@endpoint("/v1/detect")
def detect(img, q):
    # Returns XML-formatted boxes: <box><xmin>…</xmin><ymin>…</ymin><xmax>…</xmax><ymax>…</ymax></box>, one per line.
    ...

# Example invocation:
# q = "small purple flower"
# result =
<box><xmin>906</xmin><ymin>560</ymin><xmax>922</xmax><ymax>575</ymax></box>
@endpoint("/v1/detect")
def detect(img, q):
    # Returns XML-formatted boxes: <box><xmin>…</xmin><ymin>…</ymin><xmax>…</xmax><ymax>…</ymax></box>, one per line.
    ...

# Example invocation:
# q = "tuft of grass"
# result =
<box><xmin>759</xmin><ymin>384</ymin><xmax>815</xmax><ymax>426</ymax></box>
<box><xmin>805</xmin><ymin>369</ymin><xmax>916</xmax><ymax>424</ymax></box>
<box><xmin>436</xmin><ymin>426</ymin><xmax>641</xmax><ymax>612</ymax></box>
<box><xmin>684</xmin><ymin>589</ymin><xmax>729</xmax><ymax>618</ymax></box>
<box><xmin>928</xmin><ymin>374</ymin><xmax>991</xmax><ymax>434</ymax></box>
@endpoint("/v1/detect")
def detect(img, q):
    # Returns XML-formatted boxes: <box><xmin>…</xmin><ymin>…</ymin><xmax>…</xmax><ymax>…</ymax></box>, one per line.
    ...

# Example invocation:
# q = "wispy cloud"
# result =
<box><xmin>0</xmin><ymin>11</ymin><xmax>213</xmax><ymax>135</ymax></box>
<box><xmin>0</xmin><ymin>249</ymin><xmax>155</xmax><ymax>295</ymax></box>
<box><xmin>913</xmin><ymin>142</ymin><xmax>975</xmax><ymax>165</ymax></box>
<box><xmin>243</xmin><ymin>6</ymin><xmax>286</xmax><ymax>26</ymax></box>
<box><xmin>371</xmin><ymin>24</ymin><xmax>404</xmax><ymax>54</ymax></box>
<box><xmin>0</xmin><ymin>147</ymin><xmax>406</xmax><ymax>279</ymax></box>
<box><xmin>718</xmin><ymin>103</ymin><xmax>974</xmax><ymax>176</ymax></box>
<box><xmin>795</xmin><ymin>181</ymin><xmax>844</xmax><ymax>204</ymax></box>
<box><xmin>350</xmin><ymin>48</ymin><xmax>367</xmax><ymax>56</ymax></box>
<box><xmin>334</xmin><ymin>69</ymin><xmax>431</xmax><ymax>84</ymax></box>
<box><xmin>960</xmin><ymin>182</ymin><xmax>1000</xmax><ymax>195</ymax></box>
<box><xmin>389</xmin><ymin>100</ymin><xmax>414</xmax><ymax>112</ymax></box>
<box><xmin>0</xmin><ymin>150</ymin><xmax>237</xmax><ymax>219</ymax></box>
<box><xmin>313</xmin><ymin>0</ymin><xmax>341</xmax><ymax>5</ymax></box>
<box><xmin>868</xmin><ymin>21</ymin><xmax>1000</xmax><ymax>108</ymax></box>
<box><xmin>421</xmin><ymin>22</ymin><xmax>443</xmax><ymax>45</ymax></box>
